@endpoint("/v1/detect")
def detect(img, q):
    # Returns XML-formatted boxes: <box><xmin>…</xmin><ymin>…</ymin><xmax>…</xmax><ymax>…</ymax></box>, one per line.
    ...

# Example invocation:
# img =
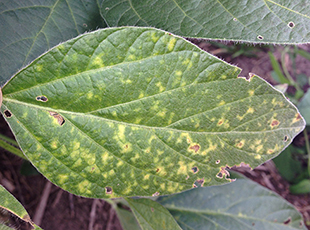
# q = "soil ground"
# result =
<box><xmin>1</xmin><ymin>41</ymin><xmax>310</xmax><ymax>229</ymax></box>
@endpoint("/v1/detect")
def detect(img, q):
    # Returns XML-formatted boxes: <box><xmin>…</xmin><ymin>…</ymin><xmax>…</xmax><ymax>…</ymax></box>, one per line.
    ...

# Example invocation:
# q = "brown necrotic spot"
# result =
<box><xmin>105</xmin><ymin>186</ymin><xmax>112</xmax><ymax>194</ymax></box>
<box><xmin>283</xmin><ymin>217</ymin><xmax>291</xmax><ymax>225</ymax></box>
<box><xmin>49</xmin><ymin>111</ymin><xmax>65</xmax><ymax>126</ymax></box>
<box><xmin>288</xmin><ymin>21</ymin><xmax>295</xmax><ymax>28</ymax></box>
<box><xmin>156</xmin><ymin>168</ymin><xmax>159</xmax><ymax>172</ymax></box>
<box><xmin>194</xmin><ymin>178</ymin><xmax>205</xmax><ymax>187</ymax></box>
<box><xmin>270</xmin><ymin>120</ymin><xmax>280</xmax><ymax>127</ymax></box>
<box><xmin>189</xmin><ymin>144</ymin><xmax>200</xmax><ymax>153</ymax></box>
<box><xmin>36</xmin><ymin>95</ymin><xmax>48</xmax><ymax>102</ymax></box>
<box><xmin>284</xmin><ymin>135</ymin><xmax>289</xmax><ymax>142</ymax></box>
<box><xmin>152</xmin><ymin>192</ymin><xmax>160</xmax><ymax>196</ymax></box>
<box><xmin>216</xmin><ymin>167</ymin><xmax>230</xmax><ymax>179</ymax></box>
<box><xmin>191</xmin><ymin>166</ymin><xmax>199</xmax><ymax>174</ymax></box>
<box><xmin>4</xmin><ymin>110</ymin><xmax>12</xmax><ymax>118</ymax></box>
<box><xmin>257</xmin><ymin>35</ymin><xmax>264</xmax><ymax>40</ymax></box>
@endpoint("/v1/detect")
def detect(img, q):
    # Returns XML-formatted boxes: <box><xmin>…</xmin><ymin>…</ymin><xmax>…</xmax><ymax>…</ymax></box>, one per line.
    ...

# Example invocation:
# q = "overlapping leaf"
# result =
<box><xmin>0</xmin><ymin>27</ymin><xmax>305</xmax><ymax>198</ymax></box>
<box><xmin>156</xmin><ymin>178</ymin><xmax>307</xmax><ymax>230</ymax></box>
<box><xmin>0</xmin><ymin>185</ymin><xmax>41</xmax><ymax>230</ymax></box>
<box><xmin>100</xmin><ymin>0</ymin><xmax>310</xmax><ymax>44</ymax></box>
<box><xmin>0</xmin><ymin>0</ymin><xmax>106</xmax><ymax>87</ymax></box>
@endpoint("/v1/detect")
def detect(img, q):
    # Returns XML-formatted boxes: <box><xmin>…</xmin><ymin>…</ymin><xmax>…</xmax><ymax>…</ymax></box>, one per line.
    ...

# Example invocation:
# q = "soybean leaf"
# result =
<box><xmin>156</xmin><ymin>178</ymin><xmax>307</xmax><ymax>230</ymax></box>
<box><xmin>100</xmin><ymin>0</ymin><xmax>310</xmax><ymax>44</ymax></box>
<box><xmin>115</xmin><ymin>206</ymin><xmax>142</xmax><ymax>230</ymax></box>
<box><xmin>126</xmin><ymin>198</ymin><xmax>182</xmax><ymax>230</ymax></box>
<box><xmin>0</xmin><ymin>185</ymin><xmax>41</xmax><ymax>230</ymax></box>
<box><xmin>298</xmin><ymin>88</ymin><xmax>310</xmax><ymax>125</ymax></box>
<box><xmin>0</xmin><ymin>27</ymin><xmax>305</xmax><ymax>198</ymax></box>
<box><xmin>0</xmin><ymin>0</ymin><xmax>106</xmax><ymax>87</ymax></box>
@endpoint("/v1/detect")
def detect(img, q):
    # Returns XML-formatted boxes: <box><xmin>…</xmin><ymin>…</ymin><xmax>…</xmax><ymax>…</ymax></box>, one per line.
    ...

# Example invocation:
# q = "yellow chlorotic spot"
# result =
<box><xmin>160</xmin><ymin>60</ymin><xmax>165</xmax><ymax>64</ymax></box>
<box><xmin>142</xmin><ymin>185</ymin><xmax>150</xmax><ymax>190</ymax></box>
<box><xmin>167</xmin><ymin>38</ymin><xmax>176</xmax><ymax>51</ymax></box>
<box><xmin>255</xmin><ymin>139</ymin><xmax>262</xmax><ymax>145</ymax></box>
<box><xmin>151</xmin><ymin>32</ymin><xmax>160</xmax><ymax>43</ymax></box>
<box><xmin>121</xmin><ymin>143</ymin><xmax>132</xmax><ymax>153</ymax></box>
<box><xmin>92</xmin><ymin>56</ymin><xmax>104</xmax><ymax>67</ymax></box>
<box><xmin>177</xmin><ymin>161</ymin><xmax>188</xmax><ymax>175</ymax></box>
<box><xmin>131</xmin><ymin>153</ymin><xmax>140</xmax><ymax>162</ymax></box>
<box><xmin>235</xmin><ymin>139</ymin><xmax>245</xmax><ymax>148</ymax></box>
<box><xmin>160</xmin><ymin>183</ymin><xmax>166</xmax><ymax>190</ymax></box>
<box><xmin>73</xmin><ymin>142</ymin><xmax>80</xmax><ymax>150</ymax></box>
<box><xmin>78</xmin><ymin>180</ymin><xmax>90</xmax><ymax>193</ymax></box>
<box><xmin>135</xmin><ymin>117</ymin><xmax>142</xmax><ymax>124</ymax></box>
<box><xmin>138</xmin><ymin>92</ymin><xmax>145</xmax><ymax>99</ymax></box>
<box><xmin>254</xmin><ymin>154</ymin><xmax>262</xmax><ymax>160</ymax></box>
<box><xmin>128</xmin><ymin>55</ymin><xmax>136</xmax><ymax>60</ymax></box>
<box><xmin>123</xmin><ymin>187</ymin><xmax>132</xmax><ymax>195</ymax></box>
<box><xmin>101</xmin><ymin>152</ymin><xmax>109</xmax><ymax>163</ymax></box>
<box><xmin>72</xmin><ymin>158</ymin><xmax>83</xmax><ymax>168</ymax></box>
<box><xmin>36</xmin><ymin>64</ymin><xmax>43</xmax><ymax>72</ymax></box>
<box><xmin>202</xmin><ymin>141</ymin><xmax>217</xmax><ymax>155</ymax></box>
<box><xmin>291</xmin><ymin>113</ymin><xmax>302</xmax><ymax>125</ymax></box>
<box><xmin>247</xmin><ymin>107</ymin><xmax>254</xmax><ymax>113</ymax></box>
<box><xmin>158</xmin><ymin>109</ymin><xmax>167</xmax><ymax>118</ymax></box>
<box><xmin>195</xmin><ymin>123</ymin><xmax>200</xmax><ymax>128</ymax></box>
<box><xmin>111</xmin><ymin>111</ymin><xmax>117</xmax><ymax>117</ymax></box>
<box><xmin>58</xmin><ymin>174</ymin><xmax>68</xmax><ymax>184</ymax></box>
<box><xmin>182</xmin><ymin>59</ymin><xmax>190</xmax><ymax>65</ymax></box>
<box><xmin>157</xmin><ymin>150</ymin><xmax>164</xmax><ymax>155</ymax></box>
<box><xmin>180</xmin><ymin>133</ymin><xmax>192</xmax><ymax>144</ymax></box>
<box><xmin>51</xmin><ymin>140</ymin><xmax>57</xmax><ymax>149</ymax></box>
<box><xmin>217</xmin><ymin>95</ymin><xmax>222</xmax><ymax>99</ymax></box>
<box><xmin>109</xmin><ymin>169</ymin><xmax>115</xmax><ymax>176</ymax></box>
<box><xmin>144</xmin><ymin>174</ymin><xmax>150</xmax><ymax>180</ymax></box>
<box><xmin>218</xmin><ymin>100</ymin><xmax>226</xmax><ymax>106</ymax></box>
<box><xmin>248</xmin><ymin>90</ymin><xmax>255</xmax><ymax>96</ymax></box>
<box><xmin>118</xmin><ymin>125</ymin><xmax>126</xmax><ymax>141</ymax></box>
<box><xmin>256</xmin><ymin>145</ymin><xmax>263</xmax><ymax>153</ymax></box>
<box><xmin>221</xmin><ymin>75</ymin><xmax>227</xmax><ymax>79</ymax></box>
<box><xmin>175</xmin><ymin>70</ymin><xmax>182</xmax><ymax>76</ymax></box>
<box><xmin>267</xmin><ymin>149</ymin><xmax>274</xmax><ymax>154</ymax></box>
<box><xmin>153</xmin><ymin>157</ymin><xmax>159</xmax><ymax>163</ymax></box>
<box><xmin>117</xmin><ymin>161</ymin><xmax>124</xmax><ymax>167</ymax></box>
<box><xmin>155</xmin><ymin>82</ymin><xmax>165</xmax><ymax>92</ymax></box>
<box><xmin>148</xmin><ymin>135</ymin><xmax>156</xmax><ymax>144</ymax></box>
<box><xmin>145</xmin><ymin>147</ymin><xmax>151</xmax><ymax>153</ymax></box>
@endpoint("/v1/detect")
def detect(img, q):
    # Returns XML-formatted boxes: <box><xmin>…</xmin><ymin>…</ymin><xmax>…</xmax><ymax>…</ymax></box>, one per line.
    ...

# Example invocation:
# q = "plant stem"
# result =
<box><xmin>0</xmin><ymin>138</ymin><xmax>27</xmax><ymax>160</ymax></box>
<box><xmin>281</xmin><ymin>47</ymin><xmax>302</xmax><ymax>92</ymax></box>
<box><xmin>0</xmin><ymin>133</ymin><xmax>18</xmax><ymax>146</ymax></box>
<box><xmin>304</xmin><ymin>129</ymin><xmax>310</xmax><ymax>177</ymax></box>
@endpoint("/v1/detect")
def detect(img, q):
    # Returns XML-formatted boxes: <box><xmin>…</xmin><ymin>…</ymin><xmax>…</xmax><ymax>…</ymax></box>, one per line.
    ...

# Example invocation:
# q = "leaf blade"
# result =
<box><xmin>100</xmin><ymin>0</ymin><xmax>310</xmax><ymax>44</ymax></box>
<box><xmin>1</xmin><ymin>27</ymin><xmax>305</xmax><ymax>198</ymax></box>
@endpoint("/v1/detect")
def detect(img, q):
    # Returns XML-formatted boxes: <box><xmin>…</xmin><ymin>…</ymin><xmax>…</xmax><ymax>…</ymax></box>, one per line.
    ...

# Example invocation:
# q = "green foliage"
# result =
<box><xmin>0</xmin><ymin>0</ymin><xmax>309</xmax><ymax>229</ymax></box>
<box><xmin>1</xmin><ymin>27</ymin><xmax>304</xmax><ymax>198</ymax></box>
<box><xmin>100</xmin><ymin>0</ymin><xmax>310</xmax><ymax>44</ymax></box>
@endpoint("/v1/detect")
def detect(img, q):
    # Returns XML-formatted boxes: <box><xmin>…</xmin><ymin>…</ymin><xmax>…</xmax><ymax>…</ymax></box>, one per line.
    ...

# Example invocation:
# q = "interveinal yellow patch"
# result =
<box><xmin>236</xmin><ymin>139</ymin><xmax>245</xmax><ymax>148</ymax></box>
<box><xmin>256</xmin><ymin>145</ymin><xmax>263</xmax><ymax>153</ymax></box>
<box><xmin>247</xmin><ymin>89</ymin><xmax>255</xmax><ymax>96</ymax></box>
<box><xmin>218</xmin><ymin>100</ymin><xmax>225</xmax><ymax>106</ymax></box>
<box><xmin>117</xmin><ymin>161</ymin><xmax>124</xmax><ymax>167</ymax></box>
<box><xmin>127</xmin><ymin>55</ymin><xmax>136</xmax><ymax>60</ymax></box>
<box><xmin>151</xmin><ymin>32</ymin><xmax>160</xmax><ymax>43</ymax></box>
<box><xmin>254</xmin><ymin>154</ymin><xmax>262</xmax><ymax>160</ymax></box>
<box><xmin>167</xmin><ymin>38</ymin><xmax>176</xmax><ymax>51</ymax></box>
<box><xmin>177</xmin><ymin>161</ymin><xmax>188</xmax><ymax>175</ymax></box>
<box><xmin>175</xmin><ymin>70</ymin><xmax>182</xmax><ymax>76</ymax></box>
<box><xmin>138</xmin><ymin>92</ymin><xmax>145</xmax><ymax>99</ymax></box>
<box><xmin>118</xmin><ymin>125</ymin><xmax>126</xmax><ymax>142</ymax></box>
<box><xmin>158</xmin><ymin>109</ymin><xmax>167</xmax><ymax>118</ymax></box>
<box><xmin>202</xmin><ymin>141</ymin><xmax>217</xmax><ymax>155</ymax></box>
<box><xmin>78</xmin><ymin>180</ymin><xmax>90</xmax><ymax>193</ymax></box>
<box><xmin>36</xmin><ymin>64</ymin><xmax>43</xmax><ymax>72</ymax></box>
<box><xmin>155</xmin><ymin>82</ymin><xmax>165</xmax><ymax>92</ymax></box>
<box><xmin>92</xmin><ymin>56</ymin><xmax>104</xmax><ymax>67</ymax></box>
<box><xmin>144</xmin><ymin>174</ymin><xmax>150</xmax><ymax>180</ymax></box>
<box><xmin>57</xmin><ymin>174</ymin><xmax>68</xmax><ymax>184</ymax></box>
<box><xmin>51</xmin><ymin>140</ymin><xmax>58</xmax><ymax>149</ymax></box>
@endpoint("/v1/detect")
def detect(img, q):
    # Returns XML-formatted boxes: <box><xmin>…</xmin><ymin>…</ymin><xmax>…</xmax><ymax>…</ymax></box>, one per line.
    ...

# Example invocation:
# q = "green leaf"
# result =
<box><xmin>290</xmin><ymin>179</ymin><xmax>310</xmax><ymax>194</ymax></box>
<box><xmin>272</xmin><ymin>145</ymin><xmax>303</xmax><ymax>183</ymax></box>
<box><xmin>100</xmin><ymin>0</ymin><xmax>310</xmax><ymax>44</ymax></box>
<box><xmin>0</xmin><ymin>185</ymin><xmax>41</xmax><ymax>230</ymax></box>
<box><xmin>126</xmin><ymin>198</ymin><xmax>182</xmax><ymax>230</ymax></box>
<box><xmin>115</xmin><ymin>205</ymin><xmax>142</xmax><ymax>230</ymax></box>
<box><xmin>0</xmin><ymin>0</ymin><xmax>106</xmax><ymax>87</ymax></box>
<box><xmin>1</xmin><ymin>27</ymin><xmax>305</xmax><ymax>198</ymax></box>
<box><xmin>156</xmin><ymin>178</ymin><xmax>307</xmax><ymax>230</ymax></box>
<box><xmin>298</xmin><ymin>88</ymin><xmax>310</xmax><ymax>125</ymax></box>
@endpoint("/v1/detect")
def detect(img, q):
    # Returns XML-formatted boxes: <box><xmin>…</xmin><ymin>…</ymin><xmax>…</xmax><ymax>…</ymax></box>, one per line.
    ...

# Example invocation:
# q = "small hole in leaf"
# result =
<box><xmin>152</xmin><ymin>192</ymin><xmax>160</xmax><ymax>197</ymax></box>
<box><xmin>191</xmin><ymin>166</ymin><xmax>199</xmax><ymax>174</ymax></box>
<box><xmin>233</xmin><ymin>18</ymin><xmax>237</xmax><ymax>21</ymax></box>
<box><xmin>105</xmin><ymin>187</ymin><xmax>112</xmax><ymax>194</ymax></box>
<box><xmin>49</xmin><ymin>111</ymin><xmax>65</xmax><ymax>126</ymax></box>
<box><xmin>288</xmin><ymin>22</ymin><xmax>295</xmax><ymax>28</ymax></box>
<box><xmin>83</xmin><ymin>23</ymin><xmax>87</xmax><ymax>27</ymax></box>
<box><xmin>257</xmin><ymin>35</ymin><xmax>264</xmax><ymax>40</ymax></box>
<box><xmin>36</xmin><ymin>95</ymin><xmax>48</xmax><ymax>102</ymax></box>
<box><xmin>194</xmin><ymin>178</ymin><xmax>205</xmax><ymax>187</ymax></box>
<box><xmin>151</xmin><ymin>207</ymin><xmax>154</xmax><ymax>212</ymax></box>
<box><xmin>4</xmin><ymin>110</ymin><xmax>12</xmax><ymax>118</ymax></box>
<box><xmin>284</xmin><ymin>135</ymin><xmax>289</xmax><ymax>142</ymax></box>
<box><xmin>284</xmin><ymin>217</ymin><xmax>291</xmax><ymax>225</ymax></box>
<box><xmin>216</xmin><ymin>160</ymin><xmax>220</xmax><ymax>164</ymax></box>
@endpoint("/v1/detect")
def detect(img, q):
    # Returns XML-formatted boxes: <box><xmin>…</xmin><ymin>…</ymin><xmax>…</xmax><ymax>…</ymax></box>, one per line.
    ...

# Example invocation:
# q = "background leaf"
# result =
<box><xmin>100</xmin><ymin>0</ymin><xmax>310</xmax><ymax>44</ymax></box>
<box><xmin>156</xmin><ymin>178</ymin><xmax>307</xmax><ymax>230</ymax></box>
<box><xmin>0</xmin><ymin>185</ymin><xmax>41</xmax><ymax>230</ymax></box>
<box><xmin>1</xmin><ymin>27</ymin><xmax>305</xmax><ymax>198</ymax></box>
<box><xmin>115</xmin><ymin>205</ymin><xmax>142</xmax><ymax>230</ymax></box>
<box><xmin>298</xmin><ymin>88</ymin><xmax>310</xmax><ymax>125</ymax></box>
<box><xmin>126</xmin><ymin>198</ymin><xmax>182</xmax><ymax>230</ymax></box>
<box><xmin>0</xmin><ymin>0</ymin><xmax>106</xmax><ymax>87</ymax></box>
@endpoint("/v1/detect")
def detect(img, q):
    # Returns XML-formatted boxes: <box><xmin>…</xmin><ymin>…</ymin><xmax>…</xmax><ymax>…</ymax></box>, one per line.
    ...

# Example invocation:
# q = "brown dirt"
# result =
<box><xmin>1</xmin><ymin>41</ymin><xmax>310</xmax><ymax>229</ymax></box>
